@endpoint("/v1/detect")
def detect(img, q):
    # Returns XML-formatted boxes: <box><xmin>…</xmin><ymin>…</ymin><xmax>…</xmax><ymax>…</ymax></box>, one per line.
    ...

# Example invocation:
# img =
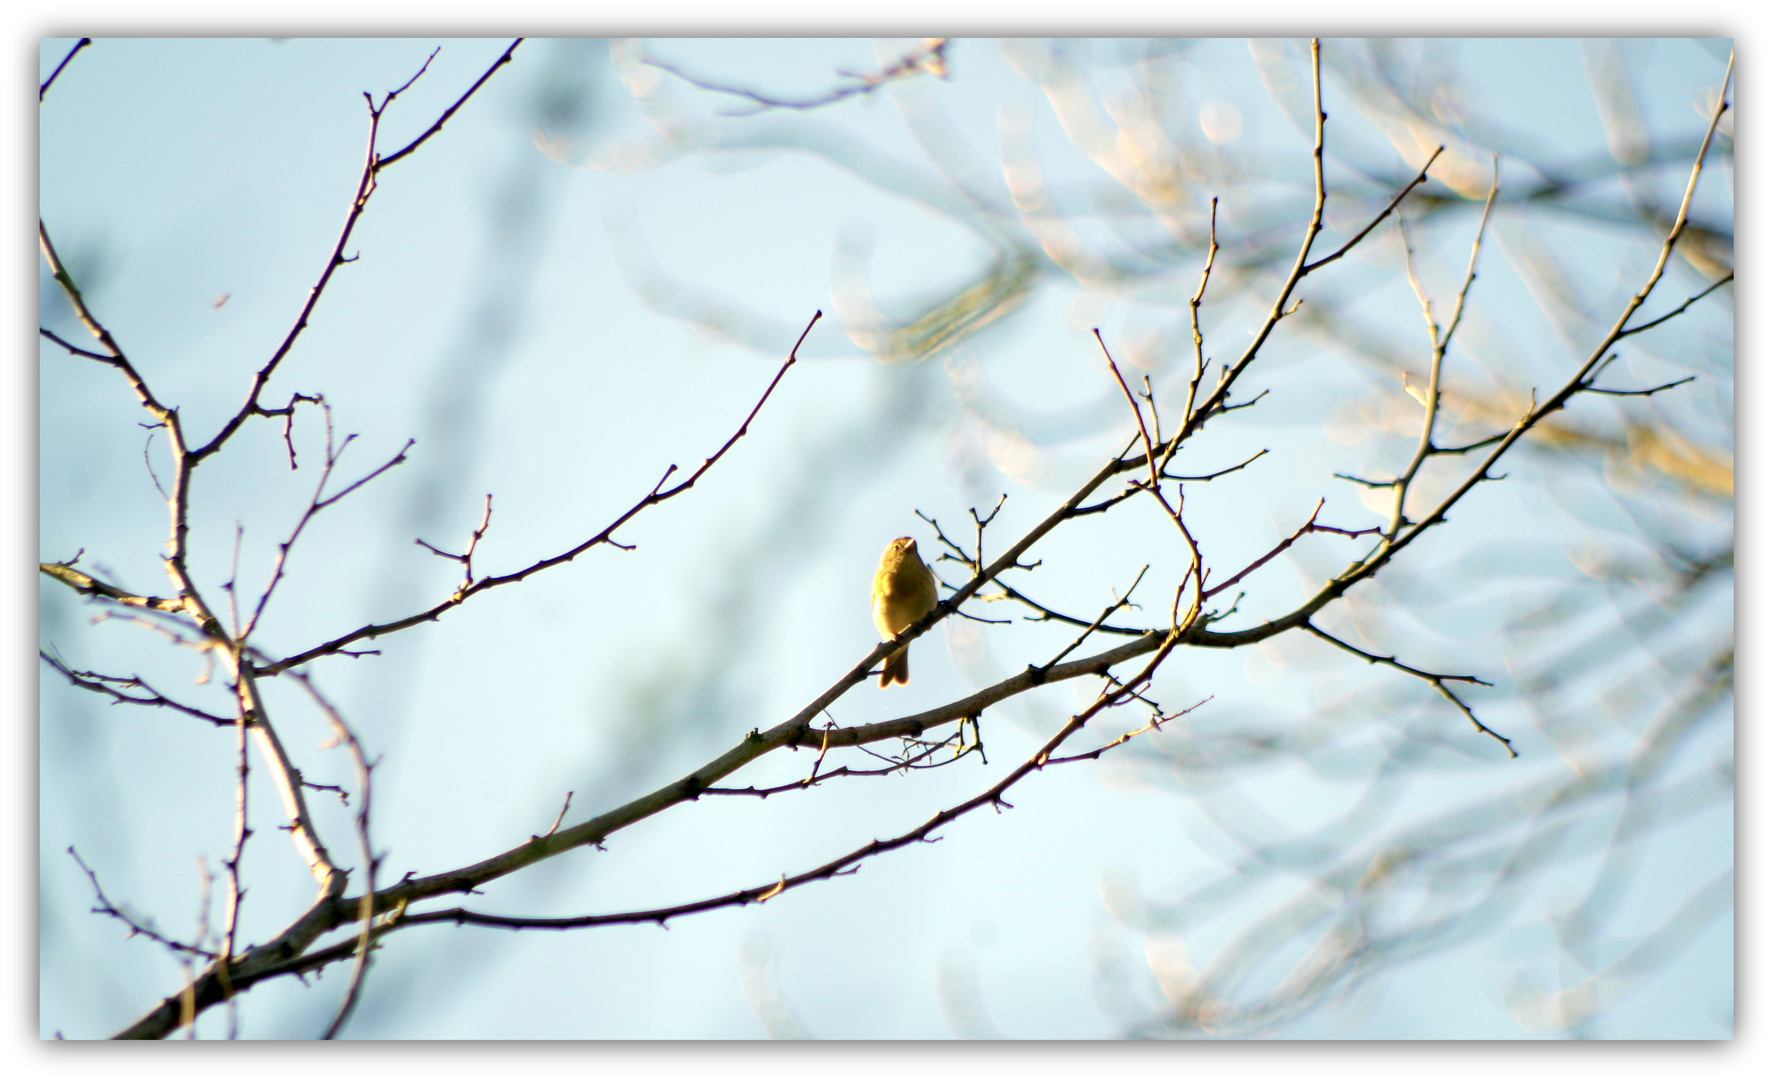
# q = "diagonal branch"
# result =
<box><xmin>190</xmin><ymin>42</ymin><xmax>519</xmax><ymax>464</ymax></box>
<box><xmin>38</xmin><ymin>560</ymin><xmax>185</xmax><ymax>615</ymax></box>
<box><xmin>1203</xmin><ymin>499</ymin><xmax>1377</xmax><ymax>601</ymax></box>
<box><xmin>254</xmin><ymin>311</ymin><xmax>819</xmax><ymax>675</ymax></box>
<box><xmin>1303</xmin><ymin>620</ymin><xmax>1512</xmax><ymax>756</ymax></box>
<box><xmin>40</xmin><ymin>37</ymin><xmax>91</xmax><ymax>100</ymax></box>
<box><xmin>983</xmin><ymin>577</ymin><xmax>1149</xmax><ymax>637</ymax></box>
<box><xmin>243</xmin><ymin>404</ymin><xmax>413</xmax><ymax>641</ymax></box>
<box><xmin>312</xmin><ymin>623</ymin><xmax>1188</xmax><ymax>942</ymax></box>
<box><xmin>68</xmin><ymin>847</ymin><xmax>217</xmax><ymax>960</ymax></box>
<box><xmin>377</xmin><ymin>40</ymin><xmax>522</xmax><ymax>168</ymax></box>
<box><xmin>1617</xmin><ymin>272</ymin><xmax>1732</xmax><ymax>338</ymax></box>
<box><xmin>1301</xmin><ymin>146</ymin><xmax>1445</xmax><ymax>274</ymax></box>
<box><xmin>39</xmin><ymin>651</ymin><xmax>233</xmax><ymax>726</ymax></box>
<box><xmin>38</xmin><ymin>224</ymin><xmax>166</xmax><ymax>419</ymax></box>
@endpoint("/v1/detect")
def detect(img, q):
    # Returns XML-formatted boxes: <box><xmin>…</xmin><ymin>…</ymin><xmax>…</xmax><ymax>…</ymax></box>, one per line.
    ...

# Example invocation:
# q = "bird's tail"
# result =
<box><xmin>880</xmin><ymin>646</ymin><xmax>909</xmax><ymax>686</ymax></box>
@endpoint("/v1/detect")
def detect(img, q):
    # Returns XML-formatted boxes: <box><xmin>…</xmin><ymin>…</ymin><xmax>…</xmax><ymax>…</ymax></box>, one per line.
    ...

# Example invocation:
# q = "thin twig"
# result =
<box><xmin>1584</xmin><ymin>376</ymin><xmax>1696</xmax><ymax>398</ymax></box>
<box><xmin>38</xmin><ymin>651</ymin><xmax>234</xmax><ymax>726</ymax></box>
<box><xmin>288</xmin><ymin>673</ymin><xmax>380</xmax><ymax>1039</ymax></box>
<box><xmin>68</xmin><ymin>847</ymin><xmax>219</xmax><ymax>959</ymax></box>
<box><xmin>1203</xmin><ymin>500</ymin><xmax>1378</xmax><ymax>601</ymax></box>
<box><xmin>190</xmin><ymin>42</ymin><xmax>518</xmax><ymax>464</ymax></box>
<box><xmin>40</xmin><ymin>38</ymin><xmax>91</xmax><ymax>100</ymax></box>
<box><xmin>1167</xmin><ymin>448</ymin><xmax>1269</xmax><ymax>483</ymax></box>
<box><xmin>702</xmin><ymin>737</ymin><xmax>976</xmax><ymax>797</ymax></box>
<box><xmin>1386</xmin><ymin>161</ymin><xmax>1501</xmax><ymax>542</ymax></box>
<box><xmin>224</xmin><ymin>523</ymin><xmax>244</xmax><ymax>638</ymax></box>
<box><xmin>377</xmin><ymin>41</ymin><xmax>522</xmax><ymax>169</ymax></box>
<box><xmin>416</xmin><ymin>494</ymin><xmax>495</xmax><ymax>590</ymax></box>
<box><xmin>242</xmin><ymin>402</ymin><xmax>413</xmax><ymax>642</ymax></box>
<box><xmin>981</xmin><ymin>578</ymin><xmax>1149</xmax><ymax>637</ymax></box>
<box><xmin>1617</xmin><ymin>272</ymin><xmax>1733</xmax><ymax>338</ymax></box>
<box><xmin>254</xmin><ymin>312</ymin><xmax>819</xmax><ymax>676</ymax></box>
<box><xmin>1043</xmin><ymin>696</ymin><xmax>1210</xmax><ymax>765</ymax></box>
<box><xmin>1179</xmin><ymin>197</ymin><xmax>1221</xmax><ymax>439</ymax></box>
<box><xmin>541</xmin><ymin>792</ymin><xmax>574</xmax><ymax>839</ymax></box>
<box><xmin>1303</xmin><ymin>147</ymin><xmax>1448</xmax><ymax>275</ymax></box>
<box><xmin>1035</xmin><ymin>567</ymin><xmax>1151</xmax><ymax>673</ymax></box>
<box><xmin>1302</xmin><ymin>622</ymin><xmax>1511</xmax><ymax>755</ymax></box>
<box><xmin>1100</xmin><ymin>332</ymin><xmax>1205</xmax><ymax>629</ymax></box>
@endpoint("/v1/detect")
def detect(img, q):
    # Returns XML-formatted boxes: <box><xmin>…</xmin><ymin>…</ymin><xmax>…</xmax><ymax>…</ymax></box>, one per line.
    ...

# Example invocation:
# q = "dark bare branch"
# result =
<box><xmin>40</xmin><ymin>38</ymin><xmax>92</xmax><ymax>100</ymax></box>
<box><xmin>1617</xmin><ymin>272</ymin><xmax>1732</xmax><ymax>338</ymax></box>
<box><xmin>69</xmin><ymin>847</ymin><xmax>218</xmax><ymax>959</ymax></box>
<box><xmin>378</xmin><ymin>40</ymin><xmax>521</xmax><ymax>168</ymax></box>
<box><xmin>39</xmin><ymin>651</ymin><xmax>233</xmax><ymax>726</ymax></box>
<box><xmin>254</xmin><ymin>312</ymin><xmax>818</xmax><ymax>676</ymax></box>
<box><xmin>1203</xmin><ymin>500</ymin><xmax>1377</xmax><ymax>601</ymax></box>
<box><xmin>1301</xmin><ymin>146</ymin><xmax>1446</xmax><ymax>274</ymax></box>
<box><xmin>1583</xmin><ymin>376</ymin><xmax>1696</xmax><ymax>398</ymax></box>
<box><xmin>191</xmin><ymin>44</ymin><xmax>518</xmax><ymax>463</ymax></box>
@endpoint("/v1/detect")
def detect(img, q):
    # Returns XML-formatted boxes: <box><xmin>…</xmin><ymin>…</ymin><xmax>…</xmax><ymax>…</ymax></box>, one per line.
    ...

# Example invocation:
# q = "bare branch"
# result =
<box><xmin>1159</xmin><ymin>46</ymin><xmax>1436</xmax><ymax>454</ymax></box>
<box><xmin>702</xmin><ymin>734</ymin><xmax>980</xmax><ymax>798</ymax></box>
<box><xmin>1426</xmin><ymin>432</ymin><xmax>1508</xmax><ymax>457</ymax></box>
<box><xmin>287</xmin><ymin>673</ymin><xmax>380</xmax><ymax>1040</ymax></box>
<box><xmin>1035</xmin><ymin>566</ymin><xmax>1151</xmax><ymax>673</ymax></box>
<box><xmin>219</xmin><ymin>662</ymin><xmax>251</xmax><ymax>1007</ymax></box>
<box><xmin>1301</xmin><ymin>146</ymin><xmax>1445</xmax><ymax>274</ymax></box>
<box><xmin>1583</xmin><ymin>376</ymin><xmax>1696</xmax><ymax>398</ymax></box>
<box><xmin>40</xmin><ymin>38</ymin><xmax>91</xmax><ymax>100</ymax></box>
<box><xmin>68</xmin><ymin>847</ymin><xmax>217</xmax><ymax>960</ymax></box>
<box><xmin>1302</xmin><ymin>622</ymin><xmax>1513</xmax><ymax>756</ymax></box>
<box><xmin>255</xmin><ymin>312</ymin><xmax>818</xmax><ymax>675</ymax></box>
<box><xmin>1203</xmin><ymin>500</ymin><xmax>1377</xmax><ymax>601</ymax></box>
<box><xmin>1367</xmin><ymin>54</ymin><xmax>1733</xmax><ymax>573</ymax></box>
<box><xmin>1385</xmin><ymin>161</ymin><xmax>1501</xmax><ymax>542</ymax></box>
<box><xmin>1301</xmin><ymin>621</ymin><xmax>1491</xmax><ymax>687</ymax></box>
<box><xmin>1178</xmin><ymin>196</ymin><xmax>1221</xmax><ymax>443</ymax></box>
<box><xmin>348</xmin><ymin>624</ymin><xmax>1187</xmax><ymax>938</ymax></box>
<box><xmin>1432</xmin><ymin>680</ymin><xmax>1518</xmax><ymax>758</ymax></box>
<box><xmin>39</xmin><ymin>561</ymin><xmax>185</xmax><ymax>615</ymax></box>
<box><xmin>982</xmin><ymin>578</ymin><xmax>1149</xmax><ymax>637</ymax></box>
<box><xmin>39</xmin><ymin>651</ymin><xmax>233</xmax><ymax>726</ymax></box>
<box><xmin>190</xmin><ymin>43</ymin><xmax>519</xmax><ymax>463</ymax></box>
<box><xmin>1167</xmin><ymin>448</ymin><xmax>1269</xmax><ymax>483</ymax></box>
<box><xmin>416</xmin><ymin>494</ymin><xmax>495</xmax><ymax>589</ymax></box>
<box><xmin>1099</xmin><ymin>331</ymin><xmax>1205</xmax><ymax>627</ymax></box>
<box><xmin>1617</xmin><ymin>272</ymin><xmax>1733</xmax><ymax>338</ymax></box>
<box><xmin>79</xmin><ymin>40</ymin><xmax>1731</xmax><ymax>1040</ymax></box>
<box><xmin>377</xmin><ymin>40</ymin><xmax>522</xmax><ymax>168</ymax></box>
<box><xmin>39</xmin><ymin>326</ymin><xmax>110</xmax><ymax>362</ymax></box>
<box><xmin>1043</xmin><ymin>696</ymin><xmax>1210</xmax><ymax>766</ymax></box>
<box><xmin>540</xmin><ymin>792</ymin><xmax>574</xmax><ymax>839</ymax></box>
<box><xmin>253</xmin><ymin>392</ymin><xmax>323</xmax><ymax>469</ymax></box>
<box><xmin>645</xmin><ymin>39</ymin><xmax>949</xmax><ymax>116</ymax></box>
<box><xmin>242</xmin><ymin>402</ymin><xmax>413</xmax><ymax>642</ymax></box>
<box><xmin>38</xmin><ymin>224</ymin><xmax>167</xmax><ymax>418</ymax></box>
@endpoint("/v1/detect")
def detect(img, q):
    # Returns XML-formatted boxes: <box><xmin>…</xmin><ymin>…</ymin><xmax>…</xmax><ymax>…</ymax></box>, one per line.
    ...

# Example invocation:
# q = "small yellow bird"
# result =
<box><xmin>871</xmin><ymin>536</ymin><xmax>939</xmax><ymax>687</ymax></box>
